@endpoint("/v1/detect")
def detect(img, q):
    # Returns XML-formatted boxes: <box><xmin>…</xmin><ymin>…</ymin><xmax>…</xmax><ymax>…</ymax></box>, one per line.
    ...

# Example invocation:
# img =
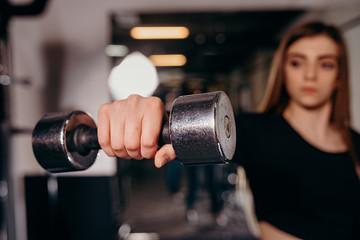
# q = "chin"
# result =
<box><xmin>299</xmin><ymin>101</ymin><xmax>331</xmax><ymax>110</ymax></box>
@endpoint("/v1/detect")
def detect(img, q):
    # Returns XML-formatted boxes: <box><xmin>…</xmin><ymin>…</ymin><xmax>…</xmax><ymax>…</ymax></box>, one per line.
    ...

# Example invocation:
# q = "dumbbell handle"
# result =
<box><xmin>66</xmin><ymin>122</ymin><xmax>171</xmax><ymax>157</ymax></box>
<box><xmin>65</xmin><ymin>125</ymin><xmax>99</xmax><ymax>156</ymax></box>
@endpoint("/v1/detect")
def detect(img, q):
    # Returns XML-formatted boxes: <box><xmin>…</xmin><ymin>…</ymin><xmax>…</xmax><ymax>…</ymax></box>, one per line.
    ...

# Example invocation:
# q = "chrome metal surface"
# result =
<box><xmin>32</xmin><ymin>111</ymin><xmax>98</xmax><ymax>173</ymax></box>
<box><xmin>170</xmin><ymin>91</ymin><xmax>236</xmax><ymax>165</ymax></box>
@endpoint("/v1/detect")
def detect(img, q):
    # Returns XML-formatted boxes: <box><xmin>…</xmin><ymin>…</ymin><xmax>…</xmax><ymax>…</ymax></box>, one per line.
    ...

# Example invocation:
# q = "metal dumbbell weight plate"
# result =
<box><xmin>32</xmin><ymin>111</ymin><xmax>98</xmax><ymax>173</ymax></box>
<box><xmin>170</xmin><ymin>91</ymin><xmax>236</xmax><ymax>165</ymax></box>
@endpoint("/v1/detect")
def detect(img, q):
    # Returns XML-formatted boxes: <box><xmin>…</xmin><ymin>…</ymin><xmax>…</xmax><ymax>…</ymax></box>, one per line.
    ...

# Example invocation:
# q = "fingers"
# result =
<box><xmin>110</xmin><ymin>104</ymin><xmax>131</xmax><ymax>159</ymax></box>
<box><xmin>97</xmin><ymin>103</ymin><xmax>116</xmax><ymax>157</ymax></box>
<box><xmin>123</xmin><ymin>98</ymin><xmax>143</xmax><ymax>159</ymax></box>
<box><xmin>154</xmin><ymin>144</ymin><xmax>176</xmax><ymax>168</ymax></box>
<box><xmin>97</xmin><ymin>95</ymin><xmax>166</xmax><ymax>161</ymax></box>
<box><xmin>141</xmin><ymin>98</ymin><xmax>164</xmax><ymax>159</ymax></box>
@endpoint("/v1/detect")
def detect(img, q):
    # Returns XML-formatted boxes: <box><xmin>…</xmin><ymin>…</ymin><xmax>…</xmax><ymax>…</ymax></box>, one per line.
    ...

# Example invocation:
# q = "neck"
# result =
<box><xmin>282</xmin><ymin>100</ymin><xmax>336</xmax><ymax>143</ymax></box>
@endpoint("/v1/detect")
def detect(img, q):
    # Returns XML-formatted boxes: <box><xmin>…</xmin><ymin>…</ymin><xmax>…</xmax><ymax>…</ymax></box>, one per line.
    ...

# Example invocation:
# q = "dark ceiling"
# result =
<box><xmin>110</xmin><ymin>10</ymin><xmax>305</xmax><ymax>74</ymax></box>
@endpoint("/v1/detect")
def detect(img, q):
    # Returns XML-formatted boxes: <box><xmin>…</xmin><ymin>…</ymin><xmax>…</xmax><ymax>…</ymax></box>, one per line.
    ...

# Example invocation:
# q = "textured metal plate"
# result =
<box><xmin>32</xmin><ymin>111</ymin><xmax>98</xmax><ymax>173</ymax></box>
<box><xmin>170</xmin><ymin>91</ymin><xmax>236</xmax><ymax>165</ymax></box>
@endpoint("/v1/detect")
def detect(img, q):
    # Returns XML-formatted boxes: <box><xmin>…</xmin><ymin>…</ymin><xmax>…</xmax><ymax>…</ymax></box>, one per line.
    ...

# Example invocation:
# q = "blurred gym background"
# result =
<box><xmin>1</xmin><ymin>0</ymin><xmax>360</xmax><ymax>239</ymax></box>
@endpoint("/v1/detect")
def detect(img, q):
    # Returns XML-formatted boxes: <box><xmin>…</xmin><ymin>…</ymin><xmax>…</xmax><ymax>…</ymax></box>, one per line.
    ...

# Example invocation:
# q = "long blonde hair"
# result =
<box><xmin>258</xmin><ymin>21</ymin><xmax>358</xmax><ymax>164</ymax></box>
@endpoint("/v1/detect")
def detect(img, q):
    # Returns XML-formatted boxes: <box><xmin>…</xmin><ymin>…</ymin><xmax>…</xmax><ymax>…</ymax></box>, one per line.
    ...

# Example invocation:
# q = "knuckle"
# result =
<box><xmin>124</xmin><ymin>138</ymin><xmax>140</xmax><ymax>152</ymax></box>
<box><xmin>118</xmin><ymin>154</ymin><xmax>131</xmax><ymax>160</ymax></box>
<box><xmin>127</xmin><ymin>94</ymin><xmax>142</xmax><ymax>104</ymax></box>
<box><xmin>142</xmin><ymin>137</ymin><xmax>157</xmax><ymax>149</ymax></box>
<box><xmin>141</xmin><ymin>148</ymin><xmax>157</xmax><ymax>160</ymax></box>
<box><xmin>119</xmin><ymin>154</ymin><xmax>131</xmax><ymax>160</ymax></box>
<box><xmin>132</xmin><ymin>155</ymin><xmax>143</xmax><ymax>160</ymax></box>
<box><xmin>146</xmin><ymin>97</ymin><xmax>164</xmax><ymax>111</ymax></box>
<box><xmin>111</xmin><ymin>141</ymin><xmax>125</xmax><ymax>153</ymax></box>
<box><xmin>112</xmin><ymin>99</ymin><xmax>126</xmax><ymax>110</ymax></box>
<box><xmin>98</xmin><ymin>103</ymin><xmax>110</xmax><ymax>114</ymax></box>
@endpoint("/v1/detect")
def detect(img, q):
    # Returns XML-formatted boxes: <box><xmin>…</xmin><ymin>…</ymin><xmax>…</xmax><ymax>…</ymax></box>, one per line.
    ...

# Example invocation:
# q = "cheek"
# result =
<box><xmin>284</xmin><ymin>68</ymin><xmax>301</xmax><ymax>93</ymax></box>
<box><xmin>319</xmin><ymin>71</ymin><xmax>339</xmax><ymax>93</ymax></box>
<box><xmin>284</xmin><ymin>64</ymin><xmax>303</xmax><ymax>81</ymax></box>
<box><xmin>323</xmin><ymin>81</ymin><xmax>338</xmax><ymax>98</ymax></box>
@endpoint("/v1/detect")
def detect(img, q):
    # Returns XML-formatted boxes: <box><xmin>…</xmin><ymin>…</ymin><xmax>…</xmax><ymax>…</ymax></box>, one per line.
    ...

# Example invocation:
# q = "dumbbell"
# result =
<box><xmin>32</xmin><ymin>91</ymin><xmax>236</xmax><ymax>173</ymax></box>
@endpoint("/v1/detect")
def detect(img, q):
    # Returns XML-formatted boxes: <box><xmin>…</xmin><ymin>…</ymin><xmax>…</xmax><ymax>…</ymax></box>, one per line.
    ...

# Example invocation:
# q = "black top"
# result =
<box><xmin>234</xmin><ymin>113</ymin><xmax>360</xmax><ymax>239</ymax></box>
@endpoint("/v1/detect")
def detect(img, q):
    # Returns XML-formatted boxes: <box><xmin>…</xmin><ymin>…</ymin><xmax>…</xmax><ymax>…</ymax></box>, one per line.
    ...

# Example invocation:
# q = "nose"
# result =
<box><xmin>304</xmin><ymin>63</ymin><xmax>317</xmax><ymax>81</ymax></box>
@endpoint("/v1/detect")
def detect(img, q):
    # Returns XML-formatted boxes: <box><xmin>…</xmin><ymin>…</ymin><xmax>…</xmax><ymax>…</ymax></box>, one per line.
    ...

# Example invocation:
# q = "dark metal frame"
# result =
<box><xmin>0</xmin><ymin>1</ymin><xmax>48</xmax><ymax>239</ymax></box>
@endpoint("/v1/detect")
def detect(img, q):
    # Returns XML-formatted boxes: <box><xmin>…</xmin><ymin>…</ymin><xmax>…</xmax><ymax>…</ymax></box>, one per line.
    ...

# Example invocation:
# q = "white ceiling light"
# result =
<box><xmin>130</xmin><ymin>26</ymin><xmax>189</xmax><ymax>39</ymax></box>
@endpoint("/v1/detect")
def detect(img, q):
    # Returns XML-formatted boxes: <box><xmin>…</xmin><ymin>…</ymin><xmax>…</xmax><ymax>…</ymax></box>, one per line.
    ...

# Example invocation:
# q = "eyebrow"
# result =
<box><xmin>286</xmin><ymin>52</ymin><xmax>339</xmax><ymax>60</ymax></box>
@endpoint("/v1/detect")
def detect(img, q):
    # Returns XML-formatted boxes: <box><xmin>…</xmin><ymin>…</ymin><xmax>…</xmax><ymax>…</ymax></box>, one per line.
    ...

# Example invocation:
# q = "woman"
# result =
<box><xmin>234</xmin><ymin>22</ymin><xmax>360</xmax><ymax>239</ymax></box>
<box><xmin>97</xmin><ymin>22</ymin><xmax>360</xmax><ymax>239</ymax></box>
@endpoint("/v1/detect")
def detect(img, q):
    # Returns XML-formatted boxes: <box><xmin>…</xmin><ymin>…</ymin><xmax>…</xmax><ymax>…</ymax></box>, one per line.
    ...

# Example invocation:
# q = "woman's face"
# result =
<box><xmin>284</xmin><ymin>34</ymin><xmax>339</xmax><ymax>110</ymax></box>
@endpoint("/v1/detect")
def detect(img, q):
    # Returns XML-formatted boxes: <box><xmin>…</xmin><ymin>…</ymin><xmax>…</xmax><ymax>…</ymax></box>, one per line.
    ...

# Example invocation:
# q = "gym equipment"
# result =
<box><xmin>32</xmin><ymin>91</ymin><xmax>236</xmax><ymax>173</ymax></box>
<box><xmin>1</xmin><ymin>1</ymin><xmax>49</xmax><ymax>239</ymax></box>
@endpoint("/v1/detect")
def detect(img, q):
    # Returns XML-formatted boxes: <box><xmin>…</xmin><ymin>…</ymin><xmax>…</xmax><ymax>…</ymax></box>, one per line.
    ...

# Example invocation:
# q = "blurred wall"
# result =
<box><xmin>9</xmin><ymin>1</ymin><xmax>121</xmax><ymax>239</ymax></box>
<box><xmin>6</xmin><ymin>1</ymin><xmax>360</xmax><ymax>239</ymax></box>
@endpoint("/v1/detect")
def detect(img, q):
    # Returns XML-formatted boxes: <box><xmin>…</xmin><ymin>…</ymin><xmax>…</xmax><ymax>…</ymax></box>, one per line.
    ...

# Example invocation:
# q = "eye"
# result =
<box><xmin>321</xmin><ymin>62</ymin><xmax>335</xmax><ymax>70</ymax></box>
<box><xmin>289</xmin><ymin>60</ymin><xmax>302</xmax><ymax>68</ymax></box>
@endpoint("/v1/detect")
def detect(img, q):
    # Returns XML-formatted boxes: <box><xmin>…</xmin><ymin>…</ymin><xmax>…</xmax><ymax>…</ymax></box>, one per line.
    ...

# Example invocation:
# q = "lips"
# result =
<box><xmin>301</xmin><ymin>87</ymin><xmax>317</xmax><ymax>93</ymax></box>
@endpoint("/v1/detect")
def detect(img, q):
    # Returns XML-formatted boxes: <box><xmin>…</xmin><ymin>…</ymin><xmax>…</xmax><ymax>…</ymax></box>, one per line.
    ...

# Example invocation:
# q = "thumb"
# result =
<box><xmin>154</xmin><ymin>144</ymin><xmax>176</xmax><ymax>168</ymax></box>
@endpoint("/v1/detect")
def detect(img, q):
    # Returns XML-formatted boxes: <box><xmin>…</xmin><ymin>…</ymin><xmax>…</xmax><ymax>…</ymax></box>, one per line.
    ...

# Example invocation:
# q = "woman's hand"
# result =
<box><xmin>97</xmin><ymin>94</ymin><xmax>176</xmax><ymax>168</ymax></box>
